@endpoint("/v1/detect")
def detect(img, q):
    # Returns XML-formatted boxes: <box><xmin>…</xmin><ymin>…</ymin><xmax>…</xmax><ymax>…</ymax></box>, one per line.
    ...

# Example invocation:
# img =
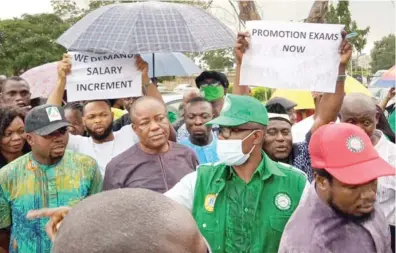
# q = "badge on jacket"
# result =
<box><xmin>275</xmin><ymin>193</ymin><xmax>291</xmax><ymax>211</ymax></box>
<box><xmin>204</xmin><ymin>194</ymin><xmax>217</xmax><ymax>212</ymax></box>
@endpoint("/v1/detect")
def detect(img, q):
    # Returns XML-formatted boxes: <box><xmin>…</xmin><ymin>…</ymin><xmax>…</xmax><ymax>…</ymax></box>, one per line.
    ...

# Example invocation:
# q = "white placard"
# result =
<box><xmin>240</xmin><ymin>21</ymin><xmax>345</xmax><ymax>93</ymax></box>
<box><xmin>66</xmin><ymin>52</ymin><xmax>142</xmax><ymax>102</ymax></box>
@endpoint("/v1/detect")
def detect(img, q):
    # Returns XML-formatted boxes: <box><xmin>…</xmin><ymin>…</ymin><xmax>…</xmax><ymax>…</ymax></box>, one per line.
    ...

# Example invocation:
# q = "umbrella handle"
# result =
<box><xmin>152</xmin><ymin>53</ymin><xmax>155</xmax><ymax>78</ymax></box>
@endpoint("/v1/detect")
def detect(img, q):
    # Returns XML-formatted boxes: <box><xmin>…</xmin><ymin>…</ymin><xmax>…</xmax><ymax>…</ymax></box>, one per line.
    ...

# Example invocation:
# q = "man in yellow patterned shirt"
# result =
<box><xmin>0</xmin><ymin>104</ymin><xmax>102</xmax><ymax>253</ymax></box>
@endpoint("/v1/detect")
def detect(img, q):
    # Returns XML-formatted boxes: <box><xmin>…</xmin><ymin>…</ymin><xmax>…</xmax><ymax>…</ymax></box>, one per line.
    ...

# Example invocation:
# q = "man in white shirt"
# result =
<box><xmin>66</xmin><ymin>100</ymin><xmax>138</xmax><ymax>175</ymax></box>
<box><xmin>340</xmin><ymin>92</ymin><xmax>396</xmax><ymax>252</ymax></box>
<box><xmin>46</xmin><ymin>54</ymin><xmax>166</xmax><ymax>175</ymax></box>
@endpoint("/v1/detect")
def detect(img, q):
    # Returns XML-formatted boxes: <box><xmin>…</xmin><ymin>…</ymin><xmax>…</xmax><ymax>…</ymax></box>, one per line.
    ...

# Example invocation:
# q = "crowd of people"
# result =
<box><xmin>0</xmin><ymin>31</ymin><xmax>394</xmax><ymax>253</ymax></box>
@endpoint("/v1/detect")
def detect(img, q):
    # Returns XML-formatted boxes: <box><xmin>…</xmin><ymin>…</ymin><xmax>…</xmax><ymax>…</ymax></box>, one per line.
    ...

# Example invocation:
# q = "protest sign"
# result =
<box><xmin>66</xmin><ymin>52</ymin><xmax>142</xmax><ymax>102</ymax></box>
<box><xmin>240</xmin><ymin>21</ymin><xmax>345</xmax><ymax>93</ymax></box>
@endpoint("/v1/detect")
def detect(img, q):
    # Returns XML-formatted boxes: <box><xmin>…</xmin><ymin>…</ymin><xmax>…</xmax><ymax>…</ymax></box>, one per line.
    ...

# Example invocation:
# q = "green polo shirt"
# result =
<box><xmin>192</xmin><ymin>152</ymin><xmax>307</xmax><ymax>253</ymax></box>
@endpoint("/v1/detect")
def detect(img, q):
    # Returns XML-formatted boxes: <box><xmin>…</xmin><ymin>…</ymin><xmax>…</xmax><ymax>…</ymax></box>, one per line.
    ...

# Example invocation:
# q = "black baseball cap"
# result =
<box><xmin>266</xmin><ymin>97</ymin><xmax>297</xmax><ymax>110</ymax></box>
<box><xmin>195</xmin><ymin>71</ymin><xmax>229</xmax><ymax>89</ymax></box>
<box><xmin>25</xmin><ymin>104</ymin><xmax>69</xmax><ymax>136</ymax></box>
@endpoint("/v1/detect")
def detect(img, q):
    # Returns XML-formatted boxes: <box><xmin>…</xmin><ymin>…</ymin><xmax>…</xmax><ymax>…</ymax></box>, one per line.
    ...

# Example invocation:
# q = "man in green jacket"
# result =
<box><xmin>165</xmin><ymin>94</ymin><xmax>309</xmax><ymax>253</ymax></box>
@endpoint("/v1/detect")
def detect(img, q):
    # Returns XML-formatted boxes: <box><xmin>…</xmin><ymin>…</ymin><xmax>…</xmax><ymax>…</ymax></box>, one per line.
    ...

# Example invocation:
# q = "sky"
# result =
<box><xmin>0</xmin><ymin>0</ymin><xmax>394</xmax><ymax>55</ymax></box>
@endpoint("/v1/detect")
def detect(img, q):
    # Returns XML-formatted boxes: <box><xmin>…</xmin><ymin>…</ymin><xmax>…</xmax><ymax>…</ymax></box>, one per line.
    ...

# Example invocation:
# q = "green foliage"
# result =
<box><xmin>0</xmin><ymin>14</ymin><xmax>68</xmax><ymax>75</ymax></box>
<box><xmin>227</xmin><ymin>85</ymin><xmax>272</xmax><ymax>102</ymax></box>
<box><xmin>349</xmin><ymin>66</ymin><xmax>371</xmax><ymax>77</ymax></box>
<box><xmin>186</xmin><ymin>48</ymin><xmax>234</xmax><ymax>72</ymax></box>
<box><xmin>50</xmin><ymin>0</ymin><xmax>85</xmax><ymax>24</ymax></box>
<box><xmin>325</xmin><ymin>0</ymin><xmax>370</xmax><ymax>54</ymax></box>
<box><xmin>252</xmin><ymin>87</ymin><xmax>272</xmax><ymax>102</ymax></box>
<box><xmin>370</xmin><ymin>34</ymin><xmax>395</xmax><ymax>73</ymax></box>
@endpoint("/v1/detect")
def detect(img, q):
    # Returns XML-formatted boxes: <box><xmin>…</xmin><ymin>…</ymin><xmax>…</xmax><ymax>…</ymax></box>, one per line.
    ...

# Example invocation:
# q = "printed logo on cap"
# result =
<box><xmin>46</xmin><ymin>107</ymin><xmax>62</xmax><ymax>122</ymax></box>
<box><xmin>275</xmin><ymin>193</ymin><xmax>291</xmax><ymax>211</ymax></box>
<box><xmin>222</xmin><ymin>96</ymin><xmax>231</xmax><ymax>113</ymax></box>
<box><xmin>346</xmin><ymin>136</ymin><xmax>364</xmax><ymax>153</ymax></box>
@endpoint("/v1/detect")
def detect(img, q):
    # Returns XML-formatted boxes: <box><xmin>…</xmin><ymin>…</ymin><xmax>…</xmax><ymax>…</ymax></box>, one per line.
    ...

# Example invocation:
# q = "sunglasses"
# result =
<box><xmin>199</xmin><ymin>80</ymin><xmax>221</xmax><ymax>87</ymax></box>
<box><xmin>43</xmin><ymin>127</ymin><xmax>68</xmax><ymax>138</ymax></box>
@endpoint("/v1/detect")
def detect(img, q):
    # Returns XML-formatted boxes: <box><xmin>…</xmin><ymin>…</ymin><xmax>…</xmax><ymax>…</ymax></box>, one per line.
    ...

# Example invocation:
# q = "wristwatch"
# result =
<box><xmin>337</xmin><ymin>75</ymin><xmax>346</xmax><ymax>82</ymax></box>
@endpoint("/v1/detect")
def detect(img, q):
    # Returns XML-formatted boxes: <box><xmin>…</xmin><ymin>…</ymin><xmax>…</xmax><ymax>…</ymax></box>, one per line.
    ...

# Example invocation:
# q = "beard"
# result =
<box><xmin>86</xmin><ymin>123</ymin><xmax>113</xmax><ymax>141</ymax></box>
<box><xmin>328</xmin><ymin>194</ymin><xmax>373</xmax><ymax>223</ymax></box>
<box><xmin>191</xmin><ymin>133</ymin><xmax>210</xmax><ymax>146</ymax></box>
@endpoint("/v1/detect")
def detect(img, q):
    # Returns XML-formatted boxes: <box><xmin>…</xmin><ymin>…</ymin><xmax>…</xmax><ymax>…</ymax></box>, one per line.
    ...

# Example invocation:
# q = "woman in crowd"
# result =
<box><xmin>0</xmin><ymin>106</ymin><xmax>30</xmax><ymax>168</ymax></box>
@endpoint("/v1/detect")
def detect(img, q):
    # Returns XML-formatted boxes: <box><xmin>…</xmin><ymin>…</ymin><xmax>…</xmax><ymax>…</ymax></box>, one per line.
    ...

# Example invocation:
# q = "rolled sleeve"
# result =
<box><xmin>164</xmin><ymin>171</ymin><xmax>197</xmax><ymax>211</ymax></box>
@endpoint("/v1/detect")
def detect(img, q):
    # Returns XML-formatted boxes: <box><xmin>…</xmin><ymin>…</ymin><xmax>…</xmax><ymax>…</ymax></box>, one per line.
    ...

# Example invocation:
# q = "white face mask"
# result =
<box><xmin>217</xmin><ymin>130</ymin><xmax>257</xmax><ymax>166</ymax></box>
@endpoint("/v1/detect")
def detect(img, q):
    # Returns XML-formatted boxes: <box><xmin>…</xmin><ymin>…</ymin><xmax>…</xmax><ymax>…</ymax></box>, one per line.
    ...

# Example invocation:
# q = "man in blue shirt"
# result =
<box><xmin>179</xmin><ymin>97</ymin><xmax>219</xmax><ymax>164</ymax></box>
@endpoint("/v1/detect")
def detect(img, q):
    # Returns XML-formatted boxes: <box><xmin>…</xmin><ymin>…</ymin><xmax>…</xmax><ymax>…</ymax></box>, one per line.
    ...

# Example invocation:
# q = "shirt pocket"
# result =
<box><xmin>268</xmin><ymin>215</ymin><xmax>291</xmax><ymax>249</ymax></box>
<box><xmin>269</xmin><ymin>215</ymin><xmax>290</xmax><ymax>232</ymax></box>
<box><xmin>197</xmin><ymin>212</ymin><xmax>219</xmax><ymax>233</ymax></box>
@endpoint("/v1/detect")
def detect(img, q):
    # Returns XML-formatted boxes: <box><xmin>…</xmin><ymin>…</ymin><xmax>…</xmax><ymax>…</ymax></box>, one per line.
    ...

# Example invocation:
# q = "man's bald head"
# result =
<box><xmin>130</xmin><ymin>96</ymin><xmax>166</xmax><ymax>123</ymax></box>
<box><xmin>183</xmin><ymin>88</ymin><xmax>201</xmax><ymax>104</ymax></box>
<box><xmin>340</xmin><ymin>93</ymin><xmax>377</xmax><ymax>116</ymax></box>
<box><xmin>52</xmin><ymin>189</ymin><xmax>208</xmax><ymax>253</ymax></box>
<box><xmin>340</xmin><ymin>93</ymin><xmax>378</xmax><ymax>138</ymax></box>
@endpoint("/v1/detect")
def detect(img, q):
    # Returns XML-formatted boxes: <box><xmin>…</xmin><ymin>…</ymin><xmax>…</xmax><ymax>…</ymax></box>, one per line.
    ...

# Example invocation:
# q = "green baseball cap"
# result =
<box><xmin>206</xmin><ymin>94</ymin><xmax>269</xmax><ymax>127</ymax></box>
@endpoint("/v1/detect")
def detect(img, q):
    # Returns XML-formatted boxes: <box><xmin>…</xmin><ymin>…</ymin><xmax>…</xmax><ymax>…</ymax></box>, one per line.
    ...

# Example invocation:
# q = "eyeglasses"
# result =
<box><xmin>43</xmin><ymin>127</ymin><xmax>68</xmax><ymax>139</ymax></box>
<box><xmin>217</xmin><ymin>127</ymin><xmax>258</xmax><ymax>138</ymax></box>
<box><xmin>198</xmin><ymin>80</ymin><xmax>221</xmax><ymax>87</ymax></box>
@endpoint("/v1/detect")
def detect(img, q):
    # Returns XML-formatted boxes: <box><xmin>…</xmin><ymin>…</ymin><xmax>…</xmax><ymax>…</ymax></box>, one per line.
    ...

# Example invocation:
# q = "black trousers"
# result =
<box><xmin>391</xmin><ymin>225</ymin><xmax>395</xmax><ymax>253</ymax></box>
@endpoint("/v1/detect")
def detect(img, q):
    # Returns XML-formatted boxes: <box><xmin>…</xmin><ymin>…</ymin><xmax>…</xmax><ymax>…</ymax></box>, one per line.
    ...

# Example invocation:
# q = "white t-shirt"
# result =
<box><xmin>374</xmin><ymin>130</ymin><xmax>396</xmax><ymax>226</ymax></box>
<box><xmin>292</xmin><ymin>116</ymin><xmax>340</xmax><ymax>143</ymax></box>
<box><xmin>67</xmin><ymin>124</ymin><xmax>139</xmax><ymax>175</ymax></box>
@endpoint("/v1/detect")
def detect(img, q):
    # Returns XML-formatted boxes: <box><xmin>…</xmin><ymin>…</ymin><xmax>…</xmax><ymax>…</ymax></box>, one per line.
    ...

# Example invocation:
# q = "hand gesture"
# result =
<box><xmin>57</xmin><ymin>54</ymin><xmax>72</xmax><ymax>79</ymax></box>
<box><xmin>235</xmin><ymin>32</ymin><xmax>250</xmax><ymax>65</ymax></box>
<box><xmin>134</xmin><ymin>54</ymin><xmax>149</xmax><ymax>74</ymax></box>
<box><xmin>27</xmin><ymin>206</ymin><xmax>72</xmax><ymax>242</ymax></box>
<box><xmin>339</xmin><ymin>31</ymin><xmax>353</xmax><ymax>66</ymax></box>
<box><xmin>134</xmin><ymin>54</ymin><xmax>150</xmax><ymax>85</ymax></box>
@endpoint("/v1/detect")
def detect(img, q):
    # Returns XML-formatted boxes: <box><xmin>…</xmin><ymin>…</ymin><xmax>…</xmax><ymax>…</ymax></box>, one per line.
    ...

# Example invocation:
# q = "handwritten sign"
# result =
<box><xmin>66</xmin><ymin>52</ymin><xmax>142</xmax><ymax>102</ymax></box>
<box><xmin>240</xmin><ymin>21</ymin><xmax>345</xmax><ymax>93</ymax></box>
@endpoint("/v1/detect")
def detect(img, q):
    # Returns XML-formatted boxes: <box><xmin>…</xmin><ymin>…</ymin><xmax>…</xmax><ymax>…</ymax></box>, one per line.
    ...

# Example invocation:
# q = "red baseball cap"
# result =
<box><xmin>309</xmin><ymin>123</ymin><xmax>395</xmax><ymax>185</ymax></box>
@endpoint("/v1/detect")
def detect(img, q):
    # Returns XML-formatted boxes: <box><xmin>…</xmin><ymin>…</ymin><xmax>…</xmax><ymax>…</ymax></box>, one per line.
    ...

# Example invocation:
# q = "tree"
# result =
<box><xmin>305</xmin><ymin>0</ymin><xmax>329</xmax><ymax>23</ymax></box>
<box><xmin>370</xmin><ymin>34</ymin><xmax>395</xmax><ymax>73</ymax></box>
<box><xmin>0</xmin><ymin>14</ymin><xmax>68</xmax><ymax>75</ymax></box>
<box><xmin>325</xmin><ymin>1</ymin><xmax>370</xmax><ymax>54</ymax></box>
<box><xmin>50</xmin><ymin>0</ymin><xmax>85</xmax><ymax>24</ymax></box>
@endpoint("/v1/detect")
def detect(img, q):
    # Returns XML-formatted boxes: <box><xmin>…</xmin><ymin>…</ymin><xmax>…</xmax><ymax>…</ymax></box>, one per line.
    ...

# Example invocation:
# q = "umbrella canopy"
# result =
<box><xmin>270</xmin><ymin>76</ymin><xmax>371</xmax><ymax>110</ymax></box>
<box><xmin>57</xmin><ymin>2</ymin><xmax>235</xmax><ymax>54</ymax></box>
<box><xmin>374</xmin><ymin>65</ymin><xmax>395</xmax><ymax>88</ymax></box>
<box><xmin>141</xmin><ymin>52</ymin><xmax>201</xmax><ymax>78</ymax></box>
<box><xmin>20</xmin><ymin>62</ymin><xmax>58</xmax><ymax>99</ymax></box>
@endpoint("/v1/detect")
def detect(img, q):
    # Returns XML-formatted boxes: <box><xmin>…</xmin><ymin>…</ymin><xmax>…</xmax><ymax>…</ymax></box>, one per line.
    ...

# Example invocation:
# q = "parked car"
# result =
<box><xmin>157</xmin><ymin>82</ymin><xmax>167</xmax><ymax>92</ymax></box>
<box><xmin>163</xmin><ymin>92</ymin><xmax>183</xmax><ymax>118</ymax></box>
<box><xmin>173</xmin><ymin>83</ymin><xmax>193</xmax><ymax>93</ymax></box>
